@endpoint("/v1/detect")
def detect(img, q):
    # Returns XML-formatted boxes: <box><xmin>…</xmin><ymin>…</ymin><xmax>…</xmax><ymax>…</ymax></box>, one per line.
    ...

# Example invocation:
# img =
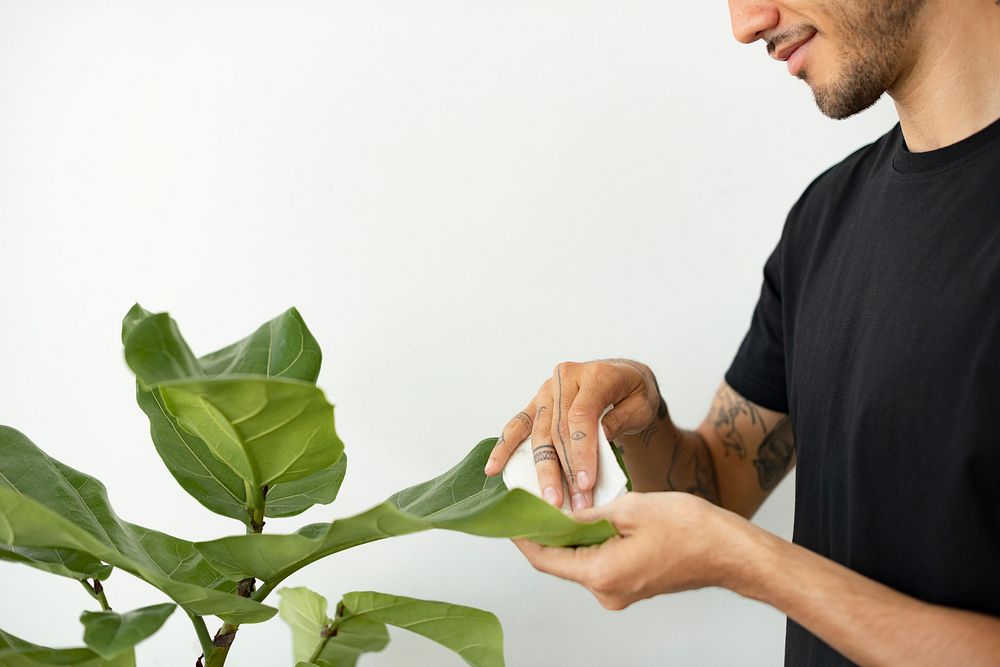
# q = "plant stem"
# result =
<box><xmin>203</xmin><ymin>624</ymin><xmax>238</xmax><ymax>667</ymax></box>
<box><xmin>79</xmin><ymin>578</ymin><xmax>111</xmax><ymax>611</ymax></box>
<box><xmin>307</xmin><ymin>632</ymin><xmax>332</xmax><ymax>663</ymax></box>
<box><xmin>200</xmin><ymin>491</ymin><xmax>268</xmax><ymax>667</ymax></box>
<box><xmin>188</xmin><ymin>613</ymin><xmax>214</xmax><ymax>661</ymax></box>
<box><xmin>307</xmin><ymin>603</ymin><xmax>353</xmax><ymax>663</ymax></box>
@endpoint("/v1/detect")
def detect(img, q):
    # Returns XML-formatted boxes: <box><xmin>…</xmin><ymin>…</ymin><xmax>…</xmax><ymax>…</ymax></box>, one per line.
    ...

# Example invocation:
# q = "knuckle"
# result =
<box><xmin>554</xmin><ymin>360</ymin><xmax>577</xmax><ymax>377</ymax></box>
<box><xmin>602</xmin><ymin>410</ymin><xmax>621</xmax><ymax>433</ymax></box>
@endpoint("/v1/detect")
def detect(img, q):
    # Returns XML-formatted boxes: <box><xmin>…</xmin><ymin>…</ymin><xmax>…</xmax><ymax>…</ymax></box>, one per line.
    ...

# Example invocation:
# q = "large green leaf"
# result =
<box><xmin>278</xmin><ymin>587</ymin><xmax>390</xmax><ymax>667</ymax></box>
<box><xmin>0</xmin><ymin>426</ymin><xmax>274</xmax><ymax>625</ymax></box>
<box><xmin>0</xmin><ymin>545</ymin><xmax>112</xmax><ymax>581</ymax></box>
<box><xmin>80</xmin><ymin>603</ymin><xmax>175</xmax><ymax>659</ymax></box>
<box><xmin>195</xmin><ymin>439</ymin><xmax>616</xmax><ymax>585</ymax></box>
<box><xmin>0</xmin><ymin>629</ymin><xmax>134</xmax><ymax>667</ymax></box>
<box><xmin>341</xmin><ymin>591</ymin><xmax>503</xmax><ymax>667</ymax></box>
<box><xmin>157</xmin><ymin>378</ymin><xmax>343</xmax><ymax>488</ymax></box>
<box><xmin>121</xmin><ymin>305</ymin><xmax>345</xmax><ymax>523</ymax></box>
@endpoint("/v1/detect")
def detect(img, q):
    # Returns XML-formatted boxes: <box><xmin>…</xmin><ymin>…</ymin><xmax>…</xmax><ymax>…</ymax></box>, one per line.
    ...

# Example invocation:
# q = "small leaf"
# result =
<box><xmin>80</xmin><ymin>603</ymin><xmax>176</xmax><ymax>659</ymax></box>
<box><xmin>278</xmin><ymin>587</ymin><xmax>389</xmax><ymax>667</ymax></box>
<box><xmin>278</xmin><ymin>587</ymin><xmax>329</xmax><ymax>663</ymax></box>
<box><xmin>312</xmin><ymin>617</ymin><xmax>390</xmax><ymax>667</ymax></box>
<box><xmin>265</xmin><ymin>455</ymin><xmax>347</xmax><ymax>518</ymax></box>
<box><xmin>0</xmin><ymin>628</ymin><xmax>134</xmax><ymax>666</ymax></box>
<box><xmin>0</xmin><ymin>545</ymin><xmax>112</xmax><ymax>581</ymax></box>
<box><xmin>341</xmin><ymin>591</ymin><xmax>504</xmax><ymax>667</ymax></box>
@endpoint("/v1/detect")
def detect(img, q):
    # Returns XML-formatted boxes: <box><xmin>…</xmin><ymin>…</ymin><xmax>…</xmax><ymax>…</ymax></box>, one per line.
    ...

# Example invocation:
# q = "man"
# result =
<box><xmin>483</xmin><ymin>1</ymin><xmax>1000</xmax><ymax>664</ymax></box>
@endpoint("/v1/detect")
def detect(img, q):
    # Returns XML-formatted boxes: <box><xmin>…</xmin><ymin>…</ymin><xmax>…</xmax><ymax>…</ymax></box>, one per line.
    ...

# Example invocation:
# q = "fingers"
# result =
<box><xmin>550</xmin><ymin>363</ymin><xmax>591</xmax><ymax>511</ymax></box>
<box><xmin>485</xmin><ymin>405</ymin><xmax>535</xmax><ymax>476</ymax></box>
<box><xmin>566</xmin><ymin>385</ymin><xmax>610</xmax><ymax>497</ymax></box>
<box><xmin>600</xmin><ymin>394</ymin><xmax>657</xmax><ymax>440</ymax></box>
<box><xmin>530</xmin><ymin>402</ymin><xmax>564</xmax><ymax>507</ymax></box>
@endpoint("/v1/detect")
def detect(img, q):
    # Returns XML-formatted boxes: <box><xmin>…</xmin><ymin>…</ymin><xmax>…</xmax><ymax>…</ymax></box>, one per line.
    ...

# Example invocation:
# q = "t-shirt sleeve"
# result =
<box><xmin>724</xmin><ymin>235</ymin><xmax>789</xmax><ymax>414</ymax></box>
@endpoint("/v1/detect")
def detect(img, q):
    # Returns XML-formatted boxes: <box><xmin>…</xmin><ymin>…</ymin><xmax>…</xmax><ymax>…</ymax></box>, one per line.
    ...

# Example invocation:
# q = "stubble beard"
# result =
<box><xmin>803</xmin><ymin>0</ymin><xmax>928</xmax><ymax>120</ymax></box>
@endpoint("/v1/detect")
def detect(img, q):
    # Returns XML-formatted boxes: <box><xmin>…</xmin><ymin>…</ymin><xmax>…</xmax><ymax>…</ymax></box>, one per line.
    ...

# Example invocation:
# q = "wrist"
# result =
<box><xmin>710</xmin><ymin>507</ymin><xmax>782</xmax><ymax>597</ymax></box>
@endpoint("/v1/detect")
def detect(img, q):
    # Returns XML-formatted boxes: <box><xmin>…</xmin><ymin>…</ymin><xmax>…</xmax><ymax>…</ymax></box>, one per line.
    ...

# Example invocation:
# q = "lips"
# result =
<box><xmin>771</xmin><ymin>32</ymin><xmax>816</xmax><ymax>62</ymax></box>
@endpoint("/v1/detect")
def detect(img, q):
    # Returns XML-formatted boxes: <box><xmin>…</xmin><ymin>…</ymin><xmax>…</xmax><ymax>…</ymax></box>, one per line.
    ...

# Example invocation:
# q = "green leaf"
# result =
<box><xmin>341</xmin><ymin>591</ymin><xmax>503</xmax><ymax>667</ymax></box>
<box><xmin>309</xmin><ymin>617</ymin><xmax>390</xmax><ymax>667</ymax></box>
<box><xmin>0</xmin><ymin>628</ymin><xmax>134</xmax><ymax>666</ymax></box>
<box><xmin>278</xmin><ymin>587</ymin><xmax>330</xmax><ymax>663</ymax></box>
<box><xmin>264</xmin><ymin>455</ymin><xmax>347</xmax><ymax>518</ymax></box>
<box><xmin>278</xmin><ymin>587</ymin><xmax>390</xmax><ymax>667</ymax></box>
<box><xmin>0</xmin><ymin>545</ymin><xmax>112</xmax><ymax>581</ymax></box>
<box><xmin>196</xmin><ymin>307</ymin><xmax>322</xmax><ymax>381</ymax></box>
<box><xmin>131</xmin><ymin>384</ymin><xmax>249</xmax><ymax>523</ymax></box>
<box><xmin>0</xmin><ymin>426</ymin><xmax>275</xmax><ymax>625</ymax></box>
<box><xmin>195</xmin><ymin>438</ymin><xmax>616</xmax><ymax>585</ymax></box>
<box><xmin>158</xmin><ymin>378</ymin><xmax>343</xmax><ymax>488</ymax></box>
<box><xmin>80</xmin><ymin>603</ymin><xmax>175</xmax><ymax>659</ymax></box>
<box><xmin>121</xmin><ymin>305</ymin><xmax>345</xmax><ymax>523</ymax></box>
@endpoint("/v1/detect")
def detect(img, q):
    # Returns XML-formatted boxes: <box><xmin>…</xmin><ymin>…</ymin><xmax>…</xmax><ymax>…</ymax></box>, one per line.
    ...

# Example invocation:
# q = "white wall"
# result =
<box><xmin>0</xmin><ymin>1</ymin><xmax>898</xmax><ymax>665</ymax></box>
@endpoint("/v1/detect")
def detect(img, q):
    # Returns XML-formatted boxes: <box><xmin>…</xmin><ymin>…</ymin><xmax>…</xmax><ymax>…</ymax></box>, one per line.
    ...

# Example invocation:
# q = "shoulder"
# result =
<box><xmin>796</xmin><ymin>125</ymin><xmax>898</xmax><ymax>215</ymax></box>
<box><xmin>778</xmin><ymin>124</ymin><xmax>899</xmax><ymax>249</ymax></box>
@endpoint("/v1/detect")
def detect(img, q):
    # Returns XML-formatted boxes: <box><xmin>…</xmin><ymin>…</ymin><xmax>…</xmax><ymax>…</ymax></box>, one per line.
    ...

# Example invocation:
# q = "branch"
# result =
<box><xmin>188</xmin><ymin>612</ymin><xmax>214</xmax><ymax>662</ymax></box>
<box><xmin>79</xmin><ymin>578</ymin><xmax>111</xmax><ymax>611</ymax></box>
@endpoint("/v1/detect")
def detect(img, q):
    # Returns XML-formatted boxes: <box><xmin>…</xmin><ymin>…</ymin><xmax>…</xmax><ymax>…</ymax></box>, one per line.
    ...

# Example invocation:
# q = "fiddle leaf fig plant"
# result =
<box><xmin>0</xmin><ymin>306</ymin><xmax>617</xmax><ymax>666</ymax></box>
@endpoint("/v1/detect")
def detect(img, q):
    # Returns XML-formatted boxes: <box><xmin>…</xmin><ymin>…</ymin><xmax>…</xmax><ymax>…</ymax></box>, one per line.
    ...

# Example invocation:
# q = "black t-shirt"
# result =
<box><xmin>725</xmin><ymin>116</ymin><xmax>1000</xmax><ymax>666</ymax></box>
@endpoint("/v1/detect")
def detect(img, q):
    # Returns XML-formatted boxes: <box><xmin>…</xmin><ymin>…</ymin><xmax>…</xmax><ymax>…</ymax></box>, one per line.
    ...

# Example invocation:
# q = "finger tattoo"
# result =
<box><xmin>571</xmin><ymin>431</ymin><xmax>586</xmax><ymax>440</ymax></box>
<box><xmin>514</xmin><ymin>412</ymin><xmax>532</xmax><ymax>429</ymax></box>
<box><xmin>533</xmin><ymin>445</ymin><xmax>558</xmax><ymax>464</ymax></box>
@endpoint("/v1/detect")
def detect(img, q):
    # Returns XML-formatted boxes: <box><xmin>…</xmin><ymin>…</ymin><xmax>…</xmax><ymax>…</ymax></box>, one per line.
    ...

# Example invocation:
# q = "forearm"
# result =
<box><xmin>730</xmin><ymin>525</ymin><xmax>1000</xmax><ymax>666</ymax></box>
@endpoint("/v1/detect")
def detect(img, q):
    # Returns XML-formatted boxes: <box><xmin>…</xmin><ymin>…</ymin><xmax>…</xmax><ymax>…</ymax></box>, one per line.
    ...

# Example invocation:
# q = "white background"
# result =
<box><xmin>0</xmin><ymin>1</ymin><xmax>898</xmax><ymax>665</ymax></box>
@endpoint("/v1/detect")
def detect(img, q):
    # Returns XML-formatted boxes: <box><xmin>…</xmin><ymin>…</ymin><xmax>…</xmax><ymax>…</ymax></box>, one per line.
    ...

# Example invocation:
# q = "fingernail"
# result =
<box><xmin>543</xmin><ymin>487</ymin><xmax>559</xmax><ymax>506</ymax></box>
<box><xmin>484</xmin><ymin>457</ymin><xmax>496</xmax><ymax>475</ymax></box>
<box><xmin>577</xmin><ymin>470</ymin><xmax>590</xmax><ymax>490</ymax></box>
<box><xmin>572</xmin><ymin>493</ymin><xmax>586</xmax><ymax>511</ymax></box>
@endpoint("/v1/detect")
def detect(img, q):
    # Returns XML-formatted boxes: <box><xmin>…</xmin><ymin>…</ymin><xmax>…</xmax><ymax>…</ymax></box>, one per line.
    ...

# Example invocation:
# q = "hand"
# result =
<box><xmin>512</xmin><ymin>492</ymin><xmax>752</xmax><ymax>610</ymax></box>
<box><xmin>485</xmin><ymin>359</ymin><xmax>664</xmax><ymax>510</ymax></box>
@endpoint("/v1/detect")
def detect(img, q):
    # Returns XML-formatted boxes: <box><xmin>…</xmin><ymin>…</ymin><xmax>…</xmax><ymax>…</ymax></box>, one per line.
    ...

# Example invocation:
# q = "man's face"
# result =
<box><xmin>728</xmin><ymin>0</ymin><xmax>928</xmax><ymax>119</ymax></box>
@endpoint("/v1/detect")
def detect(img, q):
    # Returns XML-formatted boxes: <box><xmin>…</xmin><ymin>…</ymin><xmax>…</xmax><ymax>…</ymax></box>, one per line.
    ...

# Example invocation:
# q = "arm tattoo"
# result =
<box><xmin>711</xmin><ymin>388</ymin><xmax>768</xmax><ymax>459</ymax></box>
<box><xmin>664</xmin><ymin>430</ymin><xmax>721</xmax><ymax>504</ymax></box>
<box><xmin>753</xmin><ymin>416</ymin><xmax>795</xmax><ymax>491</ymax></box>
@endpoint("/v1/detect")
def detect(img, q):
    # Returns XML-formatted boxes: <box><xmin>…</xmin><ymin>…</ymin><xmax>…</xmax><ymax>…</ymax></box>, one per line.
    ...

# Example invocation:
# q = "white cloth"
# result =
<box><xmin>502</xmin><ymin>404</ymin><xmax>628</xmax><ymax>511</ymax></box>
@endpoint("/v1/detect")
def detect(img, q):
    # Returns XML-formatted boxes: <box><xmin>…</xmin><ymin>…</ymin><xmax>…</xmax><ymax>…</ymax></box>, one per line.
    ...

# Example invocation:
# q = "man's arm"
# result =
<box><xmin>615</xmin><ymin>380</ymin><xmax>794</xmax><ymax>518</ymax></box>
<box><xmin>738</xmin><ymin>527</ymin><xmax>1000</xmax><ymax>666</ymax></box>
<box><xmin>514</xmin><ymin>492</ymin><xmax>1000</xmax><ymax>666</ymax></box>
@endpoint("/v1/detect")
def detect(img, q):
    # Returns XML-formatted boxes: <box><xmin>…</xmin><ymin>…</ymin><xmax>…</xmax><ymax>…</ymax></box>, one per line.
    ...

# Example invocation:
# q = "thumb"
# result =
<box><xmin>601</xmin><ymin>394</ymin><xmax>657</xmax><ymax>441</ymax></box>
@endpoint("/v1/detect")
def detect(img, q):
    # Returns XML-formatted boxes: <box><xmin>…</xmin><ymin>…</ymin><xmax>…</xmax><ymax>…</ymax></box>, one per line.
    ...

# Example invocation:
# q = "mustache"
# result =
<box><xmin>766</xmin><ymin>26</ymin><xmax>816</xmax><ymax>55</ymax></box>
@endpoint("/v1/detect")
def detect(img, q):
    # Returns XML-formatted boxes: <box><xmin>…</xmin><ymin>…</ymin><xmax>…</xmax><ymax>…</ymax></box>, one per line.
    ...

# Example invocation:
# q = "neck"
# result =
<box><xmin>889</xmin><ymin>0</ymin><xmax>1000</xmax><ymax>152</ymax></box>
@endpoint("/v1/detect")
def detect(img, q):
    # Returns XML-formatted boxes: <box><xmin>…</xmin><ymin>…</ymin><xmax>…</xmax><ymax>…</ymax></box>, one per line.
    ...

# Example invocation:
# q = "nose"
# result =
<box><xmin>727</xmin><ymin>1</ymin><xmax>780</xmax><ymax>44</ymax></box>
